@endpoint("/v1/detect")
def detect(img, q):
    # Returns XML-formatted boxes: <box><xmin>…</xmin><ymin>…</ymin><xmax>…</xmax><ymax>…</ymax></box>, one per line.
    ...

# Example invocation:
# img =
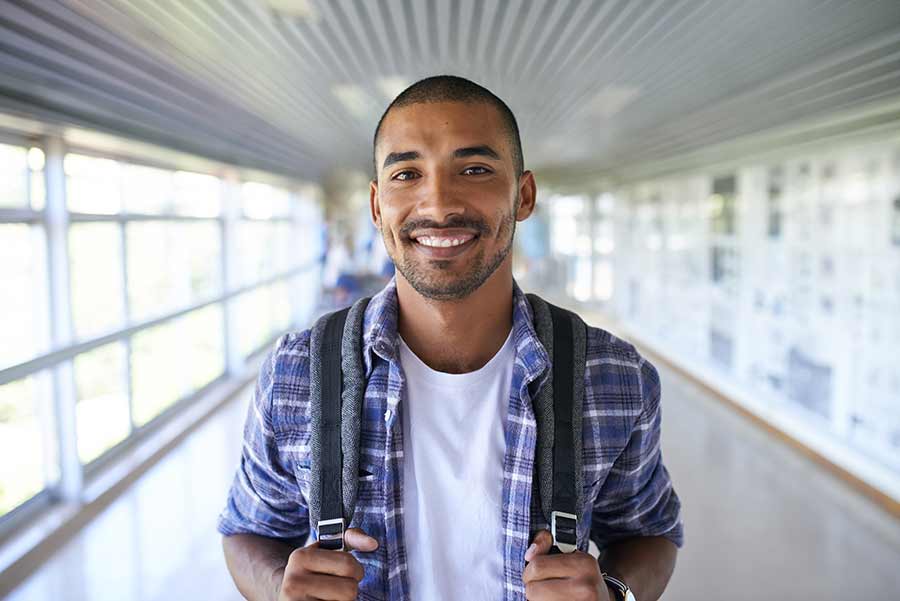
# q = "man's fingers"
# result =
<box><xmin>289</xmin><ymin>546</ymin><xmax>366</xmax><ymax>581</ymax></box>
<box><xmin>344</xmin><ymin>527</ymin><xmax>378</xmax><ymax>552</ymax></box>
<box><xmin>524</xmin><ymin>529</ymin><xmax>554</xmax><ymax>562</ymax></box>
<box><xmin>283</xmin><ymin>572</ymin><xmax>359</xmax><ymax>600</ymax></box>
<box><xmin>522</xmin><ymin>552</ymin><xmax>592</xmax><ymax>583</ymax></box>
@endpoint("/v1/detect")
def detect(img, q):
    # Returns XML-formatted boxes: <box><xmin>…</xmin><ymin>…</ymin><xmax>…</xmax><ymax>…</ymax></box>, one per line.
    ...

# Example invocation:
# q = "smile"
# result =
<box><xmin>409</xmin><ymin>230</ymin><xmax>479</xmax><ymax>259</ymax></box>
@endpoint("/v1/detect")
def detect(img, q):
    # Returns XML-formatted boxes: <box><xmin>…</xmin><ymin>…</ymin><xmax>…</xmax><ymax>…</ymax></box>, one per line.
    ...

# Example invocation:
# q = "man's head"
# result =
<box><xmin>369</xmin><ymin>75</ymin><xmax>536</xmax><ymax>301</ymax></box>
<box><xmin>372</xmin><ymin>76</ymin><xmax>524</xmax><ymax>179</ymax></box>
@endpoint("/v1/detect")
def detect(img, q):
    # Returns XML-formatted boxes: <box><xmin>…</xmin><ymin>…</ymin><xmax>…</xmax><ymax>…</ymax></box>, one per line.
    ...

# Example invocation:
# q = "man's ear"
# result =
<box><xmin>515</xmin><ymin>170</ymin><xmax>537</xmax><ymax>221</ymax></box>
<box><xmin>369</xmin><ymin>179</ymin><xmax>381</xmax><ymax>228</ymax></box>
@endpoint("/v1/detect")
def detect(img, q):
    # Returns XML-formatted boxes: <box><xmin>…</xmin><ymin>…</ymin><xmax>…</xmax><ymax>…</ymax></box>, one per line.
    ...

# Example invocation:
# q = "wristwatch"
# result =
<box><xmin>602</xmin><ymin>572</ymin><xmax>635</xmax><ymax>601</ymax></box>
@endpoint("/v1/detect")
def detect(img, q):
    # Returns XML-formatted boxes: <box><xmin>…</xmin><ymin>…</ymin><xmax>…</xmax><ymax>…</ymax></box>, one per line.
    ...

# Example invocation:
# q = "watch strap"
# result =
<box><xmin>602</xmin><ymin>572</ymin><xmax>631</xmax><ymax>601</ymax></box>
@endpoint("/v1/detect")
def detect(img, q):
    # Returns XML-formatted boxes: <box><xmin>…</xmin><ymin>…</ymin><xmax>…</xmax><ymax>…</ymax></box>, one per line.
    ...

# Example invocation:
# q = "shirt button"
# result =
<box><xmin>384</xmin><ymin>409</ymin><xmax>392</xmax><ymax>422</ymax></box>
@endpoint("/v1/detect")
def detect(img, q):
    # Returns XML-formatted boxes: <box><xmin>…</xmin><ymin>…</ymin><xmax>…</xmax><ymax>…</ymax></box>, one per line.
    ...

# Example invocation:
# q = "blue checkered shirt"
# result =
<box><xmin>217</xmin><ymin>278</ymin><xmax>684</xmax><ymax>600</ymax></box>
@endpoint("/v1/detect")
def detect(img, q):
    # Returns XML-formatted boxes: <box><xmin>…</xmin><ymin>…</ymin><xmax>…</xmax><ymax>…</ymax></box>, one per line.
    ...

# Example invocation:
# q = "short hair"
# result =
<box><xmin>372</xmin><ymin>75</ymin><xmax>524</xmax><ymax>180</ymax></box>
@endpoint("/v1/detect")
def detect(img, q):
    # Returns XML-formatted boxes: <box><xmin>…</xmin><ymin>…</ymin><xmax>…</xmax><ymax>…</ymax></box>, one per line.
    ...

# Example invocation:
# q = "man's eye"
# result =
<box><xmin>393</xmin><ymin>170</ymin><xmax>419</xmax><ymax>181</ymax></box>
<box><xmin>462</xmin><ymin>166</ymin><xmax>491</xmax><ymax>175</ymax></box>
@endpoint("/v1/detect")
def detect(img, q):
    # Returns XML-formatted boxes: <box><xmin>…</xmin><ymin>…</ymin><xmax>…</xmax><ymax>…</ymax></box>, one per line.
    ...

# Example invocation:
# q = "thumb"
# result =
<box><xmin>343</xmin><ymin>527</ymin><xmax>378</xmax><ymax>552</ymax></box>
<box><xmin>524</xmin><ymin>529</ymin><xmax>554</xmax><ymax>562</ymax></box>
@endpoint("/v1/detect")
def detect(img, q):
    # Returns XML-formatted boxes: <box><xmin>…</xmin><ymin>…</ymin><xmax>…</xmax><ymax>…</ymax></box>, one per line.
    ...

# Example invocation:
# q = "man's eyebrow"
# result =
<box><xmin>454</xmin><ymin>145</ymin><xmax>501</xmax><ymax>160</ymax></box>
<box><xmin>382</xmin><ymin>151</ymin><xmax>420</xmax><ymax>170</ymax></box>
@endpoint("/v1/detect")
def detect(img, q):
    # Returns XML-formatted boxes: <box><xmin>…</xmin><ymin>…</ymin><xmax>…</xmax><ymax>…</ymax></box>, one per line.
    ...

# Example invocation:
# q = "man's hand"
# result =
<box><xmin>522</xmin><ymin>530</ymin><xmax>612</xmax><ymax>601</ymax></box>
<box><xmin>274</xmin><ymin>527</ymin><xmax>378</xmax><ymax>601</ymax></box>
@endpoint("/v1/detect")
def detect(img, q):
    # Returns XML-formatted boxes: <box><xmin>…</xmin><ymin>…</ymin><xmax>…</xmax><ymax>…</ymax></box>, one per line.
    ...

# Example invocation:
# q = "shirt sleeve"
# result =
<box><xmin>589</xmin><ymin>356</ymin><xmax>684</xmax><ymax>550</ymax></box>
<box><xmin>216</xmin><ymin>336</ymin><xmax>310</xmax><ymax>545</ymax></box>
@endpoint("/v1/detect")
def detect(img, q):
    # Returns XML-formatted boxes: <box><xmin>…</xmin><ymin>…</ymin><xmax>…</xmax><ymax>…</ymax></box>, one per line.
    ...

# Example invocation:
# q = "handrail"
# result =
<box><xmin>0</xmin><ymin>261</ymin><xmax>319</xmax><ymax>386</ymax></box>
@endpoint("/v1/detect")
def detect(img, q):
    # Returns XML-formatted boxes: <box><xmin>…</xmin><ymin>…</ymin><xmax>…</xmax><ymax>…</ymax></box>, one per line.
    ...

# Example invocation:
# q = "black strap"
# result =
<box><xmin>318</xmin><ymin>306</ymin><xmax>351</xmax><ymax>550</ymax></box>
<box><xmin>549</xmin><ymin>304</ymin><xmax>577</xmax><ymax>553</ymax></box>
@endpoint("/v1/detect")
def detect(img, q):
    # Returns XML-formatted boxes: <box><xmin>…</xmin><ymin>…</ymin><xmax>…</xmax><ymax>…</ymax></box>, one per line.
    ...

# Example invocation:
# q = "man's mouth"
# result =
<box><xmin>408</xmin><ymin>229</ymin><xmax>480</xmax><ymax>259</ymax></box>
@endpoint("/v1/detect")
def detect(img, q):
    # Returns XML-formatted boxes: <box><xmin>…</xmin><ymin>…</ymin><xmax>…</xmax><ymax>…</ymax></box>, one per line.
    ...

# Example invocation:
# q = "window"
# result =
<box><xmin>0</xmin><ymin>372</ymin><xmax>57</xmax><ymax>519</ymax></box>
<box><xmin>74</xmin><ymin>343</ymin><xmax>130</xmax><ymax>464</ymax></box>
<box><xmin>0</xmin><ymin>126</ymin><xmax>319</xmax><ymax>528</ymax></box>
<box><xmin>173</xmin><ymin>171</ymin><xmax>221</xmax><ymax>217</ymax></box>
<box><xmin>0</xmin><ymin>224</ymin><xmax>49</xmax><ymax>370</ymax></box>
<box><xmin>126</xmin><ymin>221</ymin><xmax>221</xmax><ymax>320</ymax></box>
<box><xmin>0</xmin><ymin>143</ymin><xmax>44</xmax><ymax>209</ymax></box>
<box><xmin>122</xmin><ymin>163</ymin><xmax>174</xmax><ymax>214</ymax></box>
<box><xmin>130</xmin><ymin>305</ymin><xmax>224</xmax><ymax>427</ymax></box>
<box><xmin>68</xmin><ymin>223</ymin><xmax>124</xmax><ymax>338</ymax></box>
<box><xmin>235</xmin><ymin>182</ymin><xmax>296</xmax><ymax>287</ymax></box>
<box><xmin>131</xmin><ymin>320</ymin><xmax>183</xmax><ymax>427</ymax></box>
<box><xmin>65</xmin><ymin>154</ymin><xmax>122</xmax><ymax>214</ymax></box>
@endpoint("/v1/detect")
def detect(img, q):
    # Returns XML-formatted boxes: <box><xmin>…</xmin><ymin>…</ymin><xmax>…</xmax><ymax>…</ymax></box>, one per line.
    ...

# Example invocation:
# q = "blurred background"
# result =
<box><xmin>1</xmin><ymin>0</ymin><xmax>899</xmax><ymax>599</ymax></box>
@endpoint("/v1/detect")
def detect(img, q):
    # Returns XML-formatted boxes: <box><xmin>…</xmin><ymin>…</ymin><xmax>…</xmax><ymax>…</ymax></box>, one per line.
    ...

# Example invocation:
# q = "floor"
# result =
<box><xmin>5</xmin><ymin>342</ymin><xmax>900</xmax><ymax>600</ymax></box>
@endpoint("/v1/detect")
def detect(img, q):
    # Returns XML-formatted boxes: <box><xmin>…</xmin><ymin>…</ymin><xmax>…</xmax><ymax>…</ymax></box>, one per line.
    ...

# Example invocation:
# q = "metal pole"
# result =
<box><xmin>44</xmin><ymin>135</ymin><xmax>83</xmax><ymax>502</ymax></box>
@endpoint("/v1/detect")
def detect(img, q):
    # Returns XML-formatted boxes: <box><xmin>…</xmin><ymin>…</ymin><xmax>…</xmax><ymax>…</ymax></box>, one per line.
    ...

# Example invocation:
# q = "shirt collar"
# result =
<box><xmin>361</xmin><ymin>276</ymin><xmax>550</xmax><ymax>383</ymax></box>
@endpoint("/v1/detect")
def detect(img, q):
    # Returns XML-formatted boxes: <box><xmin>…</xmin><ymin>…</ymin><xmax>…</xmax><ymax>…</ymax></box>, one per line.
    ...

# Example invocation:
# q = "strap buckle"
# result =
<box><xmin>317</xmin><ymin>517</ymin><xmax>345</xmax><ymax>551</ymax></box>
<box><xmin>550</xmin><ymin>510</ymin><xmax>577</xmax><ymax>554</ymax></box>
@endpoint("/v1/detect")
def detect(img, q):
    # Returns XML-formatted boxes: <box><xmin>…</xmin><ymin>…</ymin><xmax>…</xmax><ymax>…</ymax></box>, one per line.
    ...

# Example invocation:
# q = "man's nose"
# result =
<box><xmin>416</xmin><ymin>172</ymin><xmax>466</xmax><ymax>223</ymax></box>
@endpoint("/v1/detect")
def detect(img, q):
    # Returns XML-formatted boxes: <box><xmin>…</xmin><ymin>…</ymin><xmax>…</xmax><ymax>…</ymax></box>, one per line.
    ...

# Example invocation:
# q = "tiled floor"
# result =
<box><xmin>5</xmin><ymin>351</ymin><xmax>900</xmax><ymax>600</ymax></box>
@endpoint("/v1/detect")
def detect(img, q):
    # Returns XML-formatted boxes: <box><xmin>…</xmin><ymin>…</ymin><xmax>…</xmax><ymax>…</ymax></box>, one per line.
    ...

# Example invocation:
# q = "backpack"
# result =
<box><xmin>307</xmin><ymin>293</ymin><xmax>587</xmax><ymax>555</ymax></box>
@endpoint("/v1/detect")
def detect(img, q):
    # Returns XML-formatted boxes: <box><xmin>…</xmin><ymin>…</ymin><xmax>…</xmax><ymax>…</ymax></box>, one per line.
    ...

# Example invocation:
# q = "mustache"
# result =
<box><xmin>399</xmin><ymin>215</ymin><xmax>491</xmax><ymax>238</ymax></box>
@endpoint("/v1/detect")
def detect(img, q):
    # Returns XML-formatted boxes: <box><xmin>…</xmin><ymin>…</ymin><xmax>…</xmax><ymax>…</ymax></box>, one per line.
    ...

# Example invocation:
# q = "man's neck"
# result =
<box><xmin>395</xmin><ymin>268</ymin><xmax>514</xmax><ymax>374</ymax></box>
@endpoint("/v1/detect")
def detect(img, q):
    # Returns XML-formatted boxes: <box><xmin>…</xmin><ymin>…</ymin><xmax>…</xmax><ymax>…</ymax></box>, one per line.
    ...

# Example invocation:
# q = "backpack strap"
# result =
<box><xmin>526</xmin><ymin>294</ymin><xmax>587</xmax><ymax>554</ymax></box>
<box><xmin>308</xmin><ymin>296</ymin><xmax>370</xmax><ymax>550</ymax></box>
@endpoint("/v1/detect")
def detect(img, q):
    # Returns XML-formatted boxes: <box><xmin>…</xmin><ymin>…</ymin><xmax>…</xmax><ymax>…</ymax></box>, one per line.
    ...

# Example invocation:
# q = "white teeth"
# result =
<box><xmin>415</xmin><ymin>236</ymin><xmax>472</xmax><ymax>248</ymax></box>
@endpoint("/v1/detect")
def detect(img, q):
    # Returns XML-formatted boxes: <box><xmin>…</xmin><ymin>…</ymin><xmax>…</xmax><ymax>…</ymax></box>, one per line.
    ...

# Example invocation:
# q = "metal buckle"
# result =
<box><xmin>550</xmin><ymin>510</ymin><xmax>578</xmax><ymax>554</ymax></box>
<box><xmin>317</xmin><ymin>517</ymin><xmax>345</xmax><ymax>551</ymax></box>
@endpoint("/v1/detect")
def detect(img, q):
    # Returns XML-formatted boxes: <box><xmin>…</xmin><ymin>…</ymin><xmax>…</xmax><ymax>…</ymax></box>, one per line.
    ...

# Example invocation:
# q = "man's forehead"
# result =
<box><xmin>377</xmin><ymin>101</ymin><xmax>508</xmax><ymax>154</ymax></box>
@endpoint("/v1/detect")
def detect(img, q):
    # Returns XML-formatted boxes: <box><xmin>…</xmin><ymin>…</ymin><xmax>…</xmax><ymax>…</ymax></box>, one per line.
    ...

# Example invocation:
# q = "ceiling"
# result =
<box><xmin>1</xmin><ymin>0</ymin><xmax>900</xmax><ymax>184</ymax></box>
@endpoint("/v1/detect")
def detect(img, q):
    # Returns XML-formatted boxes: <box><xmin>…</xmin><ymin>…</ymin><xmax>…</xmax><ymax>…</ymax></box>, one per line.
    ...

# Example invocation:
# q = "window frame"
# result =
<box><xmin>0</xmin><ymin>131</ymin><xmax>320</xmax><ymax>539</ymax></box>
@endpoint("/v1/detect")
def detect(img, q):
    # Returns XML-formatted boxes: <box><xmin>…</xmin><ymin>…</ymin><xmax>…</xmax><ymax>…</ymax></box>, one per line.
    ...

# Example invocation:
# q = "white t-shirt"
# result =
<box><xmin>398</xmin><ymin>328</ymin><xmax>516</xmax><ymax>600</ymax></box>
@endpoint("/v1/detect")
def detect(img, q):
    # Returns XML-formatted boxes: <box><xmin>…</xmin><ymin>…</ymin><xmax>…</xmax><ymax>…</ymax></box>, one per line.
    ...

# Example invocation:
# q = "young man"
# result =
<box><xmin>218</xmin><ymin>76</ymin><xmax>683</xmax><ymax>601</ymax></box>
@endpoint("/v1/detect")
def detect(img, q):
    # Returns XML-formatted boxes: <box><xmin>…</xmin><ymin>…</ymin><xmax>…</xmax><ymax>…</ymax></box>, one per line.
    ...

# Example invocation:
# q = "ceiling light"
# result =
<box><xmin>588</xmin><ymin>85</ymin><xmax>640</xmax><ymax>119</ymax></box>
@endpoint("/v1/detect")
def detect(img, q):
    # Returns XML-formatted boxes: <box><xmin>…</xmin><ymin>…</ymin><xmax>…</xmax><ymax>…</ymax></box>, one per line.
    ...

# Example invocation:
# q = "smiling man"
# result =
<box><xmin>219</xmin><ymin>75</ymin><xmax>684</xmax><ymax>601</ymax></box>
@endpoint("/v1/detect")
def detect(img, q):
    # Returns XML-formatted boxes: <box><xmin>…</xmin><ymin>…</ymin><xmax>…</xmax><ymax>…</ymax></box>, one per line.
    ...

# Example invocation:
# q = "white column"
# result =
<box><xmin>44</xmin><ymin>135</ymin><xmax>83</xmax><ymax>502</ymax></box>
<box><xmin>222</xmin><ymin>174</ymin><xmax>243</xmax><ymax>375</ymax></box>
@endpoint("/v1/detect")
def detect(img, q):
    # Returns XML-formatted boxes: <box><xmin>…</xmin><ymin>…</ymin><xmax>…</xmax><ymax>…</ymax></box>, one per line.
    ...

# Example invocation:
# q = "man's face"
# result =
<box><xmin>370</xmin><ymin>101</ymin><xmax>535</xmax><ymax>301</ymax></box>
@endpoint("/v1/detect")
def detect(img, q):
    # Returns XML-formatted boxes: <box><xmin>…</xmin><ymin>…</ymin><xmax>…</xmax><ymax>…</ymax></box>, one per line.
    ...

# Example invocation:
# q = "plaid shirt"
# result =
<box><xmin>217</xmin><ymin>278</ymin><xmax>683</xmax><ymax>600</ymax></box>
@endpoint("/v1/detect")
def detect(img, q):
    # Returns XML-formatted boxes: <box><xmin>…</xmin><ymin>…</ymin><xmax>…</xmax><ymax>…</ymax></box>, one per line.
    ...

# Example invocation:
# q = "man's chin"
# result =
<box><xmin>398</xmin><ymin>267</ymin><xmax>483</xmax><ymax>301</ymax></box>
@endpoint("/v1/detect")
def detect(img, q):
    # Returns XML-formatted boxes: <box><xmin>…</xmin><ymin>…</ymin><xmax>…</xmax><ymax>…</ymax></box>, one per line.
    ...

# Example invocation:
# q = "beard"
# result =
<box><xmin>384</xmin><ymin>198</ymin><xmax>518</xmax><ymax>301</ymax></box>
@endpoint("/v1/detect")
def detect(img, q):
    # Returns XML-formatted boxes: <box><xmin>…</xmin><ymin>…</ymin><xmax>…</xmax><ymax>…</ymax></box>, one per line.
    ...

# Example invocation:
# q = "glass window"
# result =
<box><xmin>0</xmin><ymin>224</ymin><xmax>49</xmax><ymax>370</ymax></box>
<box><xmin>173</xmin><ymin>171</ymin><xmax>221</xmax><ymax>217</ymax></box>
<box><xmin>122</xmin><ymin>163</ymin><xmax>174</xmax><ymax>215</ymax></box>
<box><xmin>126</xmin><ymin>221</ymin><xmax>221</xmax><ymax>320</ymax></box>
<box><xmin>0</xmin><ymin>142</ymin><xmax>28</xmax><ymax>208</ymax></box>
<box><xmin>26</xmin><ymin>147</ymin><xmax>46</xmax><ymax>210</ymax></box>
<box><xmin>0</xmin><ymin>372</ymin><xmax>57</xmax><ymax>519</ymax></box>
<box><xmin>69</xmin><ymin>223</ymin><xmax>124</xmax><ymax>339</ymax></box>
<box><xmin>236</xmin><ymin>221</ymin><xmax>280</xmax><ymax>286</ymax></box>
<box><xmin>242</xmin><ymin>182</ymin><xmax>291</xmax><ymax>219</ymax></box>
<box><xmin>74</xmin><ymin>343</ymin><xmax>130</xmax><ymax>464</ymax></box>
<box><xmin>271</xmin><ymin>281</ymin><xmax>292</xmax><ymax>333</ymax></box>
<box><xmin>65</xmin><ymin>153</ymin><xmax>121</xmax><ymax>214</ymax></box>
<box><xmin>181</xmin><ymin>304</ymin><xmax>225</xmax><ymax>391</ymax></box>
<box><xmin>130</xmin><ymin>305</ymin><xmax>224</xmax><ymax>426</ymax></box>
<box><xmin>131</xmin><ymin>320</ymin><xmax>182</xmax><ymax>427</ymax></box>
<box><xmin>233</xmin><ymin>287</ymin><xmax>274</xmax><ymax>359</ymax></box>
